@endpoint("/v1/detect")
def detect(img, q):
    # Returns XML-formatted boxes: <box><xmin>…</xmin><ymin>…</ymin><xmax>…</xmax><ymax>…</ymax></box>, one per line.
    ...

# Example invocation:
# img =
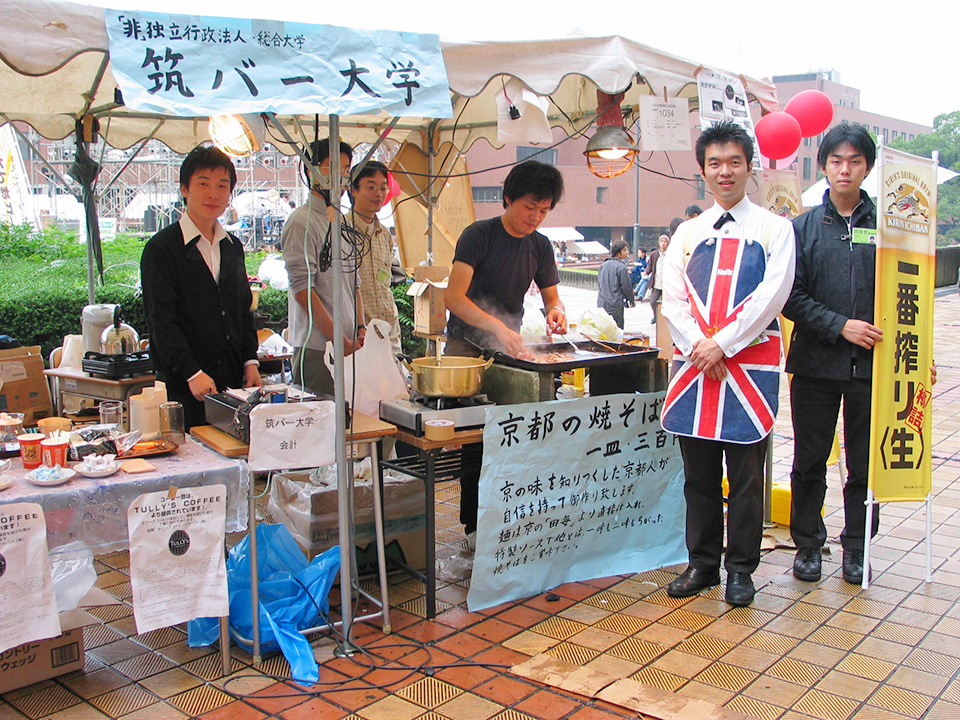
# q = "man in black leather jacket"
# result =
<box><xmin>783</xmin><ymin>124</ymin><xmax>880</xmax><ymax>585</ymax></box>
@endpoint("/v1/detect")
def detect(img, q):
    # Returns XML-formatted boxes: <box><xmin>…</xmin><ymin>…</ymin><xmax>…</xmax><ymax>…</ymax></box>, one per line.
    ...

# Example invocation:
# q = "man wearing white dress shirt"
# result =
<box><xmin>660</xmin><ymin>122</ymin><xmax>796</xmax><ymax>606</ymax></box>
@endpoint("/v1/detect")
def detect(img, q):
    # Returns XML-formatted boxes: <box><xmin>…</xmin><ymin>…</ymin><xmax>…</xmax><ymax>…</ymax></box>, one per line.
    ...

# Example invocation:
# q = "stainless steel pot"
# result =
<box><xmin>403</xmin><ymin>355</ymin><xmax>494</xmax><ymax>397</ymax></box>
<box><xmin>100</xmin><ymin>305</ymin><xmax>140</xmax><ymax>355</ymax></box>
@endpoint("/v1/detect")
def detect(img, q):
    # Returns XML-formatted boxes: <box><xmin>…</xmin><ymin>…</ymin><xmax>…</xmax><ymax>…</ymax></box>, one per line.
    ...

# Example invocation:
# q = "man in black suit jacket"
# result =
<box><xmin>141</xmin><ymin>146</ymin><xmax>262</xmax><ymax>429</ymax></box>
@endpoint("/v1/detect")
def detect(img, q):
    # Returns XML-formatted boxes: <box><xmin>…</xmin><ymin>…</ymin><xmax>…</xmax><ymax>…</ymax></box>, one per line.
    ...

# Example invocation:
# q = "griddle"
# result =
<box><xmin>490</xmin><ymin>339</ymin><xmax>659</xmax><ymax>372</ymax></box>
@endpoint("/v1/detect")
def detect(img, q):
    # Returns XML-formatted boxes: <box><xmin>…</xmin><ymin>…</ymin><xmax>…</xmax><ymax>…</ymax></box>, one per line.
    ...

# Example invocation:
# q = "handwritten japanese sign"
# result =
<box><xmin>247</xmin><ymin>401</ymin><xmax>336</xmax><ymax>472</ymax></box>
<box><xmin>869</xmin><ymin>146</ymin><xmax>936</xmax><ymax>502</ymax></box>
<box><xmin>127</xmin><ymin>486</ymin><xmax>228</xmax><ymax>634</ymax></box>
<box><xmin>467</xmin><ymin>392</ymin><xmax>686</xmax><ymax>612</ymax></box>
<box><xmin>105</xmin><ymin>10</ymin><xmax>452</xmax><ymax>118</ymax></box>
<box><xmin>0</xmin><ymin>504</ymin><xmax>60</xmax><ymax>654</ymax></box>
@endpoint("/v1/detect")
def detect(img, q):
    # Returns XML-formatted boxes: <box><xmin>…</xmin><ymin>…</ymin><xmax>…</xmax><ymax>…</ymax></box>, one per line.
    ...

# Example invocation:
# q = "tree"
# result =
<box><xmin>890</xmin><ymin>111</ymin><xmax>960</xmax><ymax>243</ymax></box>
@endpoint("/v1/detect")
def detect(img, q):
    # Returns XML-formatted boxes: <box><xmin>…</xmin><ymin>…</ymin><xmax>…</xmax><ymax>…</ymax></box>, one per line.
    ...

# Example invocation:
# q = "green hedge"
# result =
<box><xmin>0</xmin><ymin>222</ymin><xmax>421</xmax><ymax>358</ymax></box>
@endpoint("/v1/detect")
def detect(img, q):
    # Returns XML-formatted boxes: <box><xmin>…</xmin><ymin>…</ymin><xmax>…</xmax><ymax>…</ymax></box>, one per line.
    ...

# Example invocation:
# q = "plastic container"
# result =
<box><xmin>81</xmin><ymin>304</ymin><xmax>118</xmax><ymax>354</ymax></box>
<box><xmin>128</xmin><ymin>382</ymin><xmax>167</xmax><ymax>440</ymax></box>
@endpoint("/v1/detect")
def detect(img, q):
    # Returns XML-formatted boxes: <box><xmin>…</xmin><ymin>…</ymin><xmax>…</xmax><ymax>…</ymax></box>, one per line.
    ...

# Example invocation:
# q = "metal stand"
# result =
<box><xmin>381</xmin><ymin>431</ymin><xmax>483</xmax><ymax>619</ymax></box>
<box><xmin>236</xmin><ymin>434</ymin><xmax>392</xmax><ymax>663</ymax></box>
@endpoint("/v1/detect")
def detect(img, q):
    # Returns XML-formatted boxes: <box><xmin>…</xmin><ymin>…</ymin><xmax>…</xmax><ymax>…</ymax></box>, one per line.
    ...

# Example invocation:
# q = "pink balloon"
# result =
<box><xmin>755</xmin><ymin>112</ymin><xmax>802</xmax><ymax>160</ymax></box>
<box><xmin>385</xmin><ymin>171</ymin><xmax>402</xmax><ymax>202</ymax></box>
<box><xmin>784</xmin><ymin>90</ymin><xmax>834</xmax><ymax>137</ymax></box>
<box><xmin>761</xmin><ymin>147</ymin><xmax>798</xmax><ymax>170</ymax></box>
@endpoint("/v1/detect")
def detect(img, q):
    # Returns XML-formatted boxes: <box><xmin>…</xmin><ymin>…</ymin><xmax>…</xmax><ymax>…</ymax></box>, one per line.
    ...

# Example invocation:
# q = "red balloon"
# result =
<box><xmin>784</xmin><ymin>90</ymin><xmax>834</xmax><ymax>137</ymax></box>
<box><xmin>755</xmin><ymin>112</ymin><xmax>802</xmax><ymax>160</ymax></box>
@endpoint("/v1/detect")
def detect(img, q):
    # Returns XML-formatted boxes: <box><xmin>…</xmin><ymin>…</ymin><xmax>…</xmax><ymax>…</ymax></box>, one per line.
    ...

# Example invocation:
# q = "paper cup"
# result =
<box><xmin>18</xmin><ymin>434</ymin><xmax>43</xmax><ymax>470</ymax></box>
<box><xmin>37</xmin><ymin>416</ymin><xmax>72</xmax><ymax>437</ymax></box>
<box><xmin>40</xmin><ymin>438</ymin><xmax>69</xmax><ymax>468</ymax></box>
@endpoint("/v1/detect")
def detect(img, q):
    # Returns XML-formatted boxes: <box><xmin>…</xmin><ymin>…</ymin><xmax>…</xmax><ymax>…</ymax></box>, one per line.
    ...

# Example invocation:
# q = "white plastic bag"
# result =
<box><xmin>49</xmin><ymin>541</ymin><xmax>97</xmax><ymax>612</ymax></box>
<box><xmin>577</xmin><ymin>307</ymin><xmax>622</xmax><ymax>342</ymax></box>
<box><xmin>323</xmin><ymin>318</ymin><xmax>407</xmax><ymax>416</ymax></box>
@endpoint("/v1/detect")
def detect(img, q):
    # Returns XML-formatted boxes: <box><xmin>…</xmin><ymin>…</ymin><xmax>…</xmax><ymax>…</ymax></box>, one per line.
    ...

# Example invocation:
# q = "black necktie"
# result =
<box><xmin>713</xmin><ymin>211</ymin><xmax>733</xmax><ymax>230</ymax></box>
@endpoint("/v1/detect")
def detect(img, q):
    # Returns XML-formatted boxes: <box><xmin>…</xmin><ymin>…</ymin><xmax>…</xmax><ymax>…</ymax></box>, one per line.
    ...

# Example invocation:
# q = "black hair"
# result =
<box><xmin>817</xmin><ymin>124</ymin><xmax>876</xmax><ymax>172</ymax></box>
<box><xmin>684</xmin><ymin>204</ymin><xmax>703</xmax><ymax>218</ymax></box>
<box><xmin>502</xmin><ymin>160</ymin><xmax>564</xmax><ymax>209</ymax></box>
<box><xmin>610</xmin><ymin>239</ymin><xmax>628</xmax><ymax>257</ymax></box>
<box><xmin>180</xmin><ymin>145</ymin><xmax>237</xmax><ymax>191</ymax></box>
<box><xmin>669</xmin><ymin>217</ymin><xmax>683</xmax><ymax>236</ymax></box>
<box><xmin>695</xmin><ymin>121</ymin><xmax>754</xmax><ymax>170</ymax></box>
<box><xmin>301</xmin><ymin>138</ymin><xmax>355</xmax><ymax>186</ymax></box>
<box><xmin>351</xmin><ymin>160</ymin><xmax>389</xmax><ymax>190</ymax></box>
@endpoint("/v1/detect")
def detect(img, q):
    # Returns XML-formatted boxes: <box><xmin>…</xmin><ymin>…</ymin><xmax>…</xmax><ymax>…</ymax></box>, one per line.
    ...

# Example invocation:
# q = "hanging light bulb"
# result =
<box><xmin>584</xmin><ymin>91</ymin><xmax>637</xmax><ymax>178</ymax></box>
<box><xmin>208</xmin><ymin>114</ymin><xmax>265</xmax><ymax>157</ymax></box>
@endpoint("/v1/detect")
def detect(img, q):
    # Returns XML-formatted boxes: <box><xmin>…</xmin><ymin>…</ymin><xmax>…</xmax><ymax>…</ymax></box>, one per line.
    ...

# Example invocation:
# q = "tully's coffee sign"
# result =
<box><xmin>168</xmin><ymin>530</ymin><xmax>190</xmax><ymax>557</ymax></box>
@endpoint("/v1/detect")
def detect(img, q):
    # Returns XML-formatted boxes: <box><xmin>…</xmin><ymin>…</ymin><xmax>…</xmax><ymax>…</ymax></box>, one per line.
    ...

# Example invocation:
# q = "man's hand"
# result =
<box><xmin>356</xmin><ymin>326</ymin><xmax>367</xmax><ymax>349</ymax></box>
<box><xmin>841</xmin><ymin>319</ymin><xmax>883</xmax><ymax>349</ymax></box>
<box><xmin>244</xmin><ymin>364</ymin><xmax>263</xmax><ymax>389</ymax></box>
<box><xmin>691</xmin><ymin>337</ymin><xmax>727</xmax><ymax>381</ymax></box>
<box><xmin>188</xmin><ymin>371</ymin><xmax>218</xmax><ymax>401</ymax></box>
<box><xmin>493</xmin><ymin>325</ymin><xmax>526</xmax><ymax>358</ymax></box>
<box><xmin>931</xmin><ymin>363</ymin><xmax>938</xmax><ymax>386</ymax></box>
<box><xmin>343</xmin><ymin>336</ymin><xmax>362</xmax><ymax>356</ymax></box>
<box><xmin>545</xmin><ymin>308</ymin><xmax>568</xmax><ymax>335</ymax></box>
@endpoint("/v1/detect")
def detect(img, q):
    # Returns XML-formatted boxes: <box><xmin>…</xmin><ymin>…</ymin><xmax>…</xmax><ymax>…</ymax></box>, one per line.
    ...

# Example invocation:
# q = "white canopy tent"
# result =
<box><xmin>0</xmin><ymin>0</ymin><xmax>783</xmax><ymax>653</ymax></box>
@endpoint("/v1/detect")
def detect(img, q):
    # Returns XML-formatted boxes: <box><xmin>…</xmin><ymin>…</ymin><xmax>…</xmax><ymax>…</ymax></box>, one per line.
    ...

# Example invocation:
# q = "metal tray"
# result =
<box><xmin>117</xmin><ymin>438</ymin><xmax>179</xmax><ymax>458</ymax></box>
<box><xmin>491</xmin><ymin>340</ymin><xmax>659</xmax><ymax>372</ymax></box>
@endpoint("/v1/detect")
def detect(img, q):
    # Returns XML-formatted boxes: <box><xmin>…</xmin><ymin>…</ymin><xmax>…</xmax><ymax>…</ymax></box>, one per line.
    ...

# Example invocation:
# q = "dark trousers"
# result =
<box><xmin>608</xmin><ymin>307</ymin><xmax>625</xmax><ymax>329</ymax></box>
<box><xmin>678</xmin><ymin>434</ymin><xmax>768</xmax><ymax>574</ymax></box>
<box><xmin>649</xmin><ymin>288</ymin><xmax>662</xmax><ymax>322</ymax></box>
<box><xmin>790</xmin><ymin>374</ymin><xmax>878</xmax><ymax>551</ymax></box>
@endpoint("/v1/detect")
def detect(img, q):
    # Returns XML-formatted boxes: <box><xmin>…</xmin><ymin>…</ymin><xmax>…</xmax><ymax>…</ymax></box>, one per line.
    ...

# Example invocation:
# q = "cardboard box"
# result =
<box><xmin>406</xmin><ymin>266</ymin><xmax>449</xmax><ymax>336</ymax></box>
<box><xmin>0</xmin><ymin>346</ymin><xmax>53</xmax><ymax>426</ymax></box>
<box><xmin>268</xmin><ymin>464</ymin><xmax>426</xmax><ymax>570</ymax></box>
<box><xmin>0</xmin><ymin>586</ymin><xmax>121</xmax><ymax>694</ymax></box>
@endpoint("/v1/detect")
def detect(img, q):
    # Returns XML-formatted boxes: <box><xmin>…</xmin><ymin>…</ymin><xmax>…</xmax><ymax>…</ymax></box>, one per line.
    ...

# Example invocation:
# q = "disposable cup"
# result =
<box><xmin>40</xmin><ymin>438</ymin><xmax>69</xmax><ymax>468</ymax></box>
<box><xmin>18</xmin><ymin>434</ymin><xmax>43</xmax><ymax>470</ymax></box>
<box><xmin>37</xmin><ymin>416</ymin><xmax>72</xmax><ymax>437</ymax></box>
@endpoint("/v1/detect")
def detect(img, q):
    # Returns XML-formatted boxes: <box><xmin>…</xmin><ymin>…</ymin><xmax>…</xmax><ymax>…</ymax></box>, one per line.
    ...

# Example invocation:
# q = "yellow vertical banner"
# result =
<box><xmin>869</xmin><ymin>146</ymin><xmax>936</xmax><ymax>502</ymax></box>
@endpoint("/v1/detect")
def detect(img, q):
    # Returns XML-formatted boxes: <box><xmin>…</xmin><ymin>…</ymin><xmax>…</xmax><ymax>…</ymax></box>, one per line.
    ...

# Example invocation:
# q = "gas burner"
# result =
<box><xmin>408</xmin><ymin>393</ymin><xmax>494</xmax><ymax>410</ymax></box>
<box><xmin>81</xmin><ymin>350</ymin><xmax>153</xmax><ymax>379</ymax></box>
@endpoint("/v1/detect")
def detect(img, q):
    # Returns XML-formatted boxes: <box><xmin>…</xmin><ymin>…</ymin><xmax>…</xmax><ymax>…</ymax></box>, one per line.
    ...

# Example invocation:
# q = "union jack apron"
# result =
<box><xmin>661</xmin><ymin>236</ymin><xmax>781</xmax><ymax>444</ymax></box>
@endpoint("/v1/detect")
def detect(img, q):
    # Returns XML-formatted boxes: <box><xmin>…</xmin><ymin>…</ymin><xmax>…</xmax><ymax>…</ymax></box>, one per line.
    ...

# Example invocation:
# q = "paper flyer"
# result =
<box><xmin>127</xmin><ymin>485</ymin><xmax>228</xmax><ymax>634</ymax></box>
<box><xmin>0</xmin><ymin>504</ymin><xmax>60</xmax><ymax>654</ymax></box>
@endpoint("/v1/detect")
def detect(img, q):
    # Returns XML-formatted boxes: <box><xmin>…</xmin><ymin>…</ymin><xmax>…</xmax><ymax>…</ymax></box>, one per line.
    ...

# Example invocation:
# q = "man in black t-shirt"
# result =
<box><xmin>444</xmin><ymin>161</ymin><xmax>566</xmax><ymax>548</ymax></box>
<box><xmin>445</xmin><ymin>161</ymin><xmax>567</xmax><ymax>357</ymax></box>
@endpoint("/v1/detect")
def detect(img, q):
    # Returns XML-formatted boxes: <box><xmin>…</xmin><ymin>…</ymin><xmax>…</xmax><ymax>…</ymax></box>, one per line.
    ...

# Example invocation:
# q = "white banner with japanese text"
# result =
<box><xmin>105</xmin><ymin>10</ymin><xmax>452</xmax><ymax>118</ymax></box>
<box><xmin>467</xmin><ymin>392</ymin><xmax>686</xmax><ymax>612</ymax></box>
<box><xmin>128</xmin><ymin>485</ymin><xmax>228</xmax><ymax>634</ymax></box>
<box><xmin>0</xmin><ymin>504</ymin><xmax>60</xmax><ymax>653</ymax></box>
<box><xmin>870</xmin><ymin>147</ymin><xmax>936</xmax><ymax>502</ymax></box>
<box><xmin>247</xmin><ymin>401</ymin><xmax>336</xmax><ymax>472</ymax></box>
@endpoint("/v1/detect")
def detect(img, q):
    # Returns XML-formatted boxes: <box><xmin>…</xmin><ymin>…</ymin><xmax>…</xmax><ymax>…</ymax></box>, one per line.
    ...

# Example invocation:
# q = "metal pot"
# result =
<box><xmin>100</xmin><ymin>305</ymin><xmax>140</xmax><ymax>356</ymax></box>
<box><xmin>403</xmin><ymin>355</ymin><xmax>494</xmax><ymax>397</ymax></box>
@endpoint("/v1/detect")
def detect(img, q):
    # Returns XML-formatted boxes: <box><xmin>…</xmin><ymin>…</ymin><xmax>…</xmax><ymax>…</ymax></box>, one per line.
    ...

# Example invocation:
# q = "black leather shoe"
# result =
<box><xmin>793</xmin><ymin>547</ymin><xmax>822</xmax><ymax>582</ymax></box>
<box><xmin>843</xmin><ymin>548</ymin><xmax>868</xmax><ymax>584</ymax></box>
<box><xmin>667</xmin><ymin>566</ymin><xmax>720</xmax><ymax>598</ymax></box>
<box><xmin>725</xmin><ymin>572</ymin><xmax>755</xmax><ymax>606</ymax></box>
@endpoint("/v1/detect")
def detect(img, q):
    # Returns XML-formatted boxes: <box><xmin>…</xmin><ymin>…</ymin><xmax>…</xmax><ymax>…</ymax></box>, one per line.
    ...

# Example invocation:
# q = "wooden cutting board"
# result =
<box><xmin>189</xmin><ymin>425</ymin><xmax>248</xmax><ymax>457</ymax></box>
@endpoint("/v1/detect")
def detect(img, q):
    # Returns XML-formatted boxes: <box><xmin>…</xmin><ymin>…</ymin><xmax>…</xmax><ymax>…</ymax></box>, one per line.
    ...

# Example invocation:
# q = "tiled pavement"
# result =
<box><xmin>3</xmin><ymin>290</ymin><xmax>960</xmax><ymax>720</ymax></box>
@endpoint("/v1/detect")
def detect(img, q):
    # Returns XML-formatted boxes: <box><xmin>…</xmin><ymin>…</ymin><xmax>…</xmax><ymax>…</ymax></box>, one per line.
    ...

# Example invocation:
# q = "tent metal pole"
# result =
<box><xmin>329</xmin><ymin>115</ymin><xmax>357</xmax><ymax>652</ymax></box>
